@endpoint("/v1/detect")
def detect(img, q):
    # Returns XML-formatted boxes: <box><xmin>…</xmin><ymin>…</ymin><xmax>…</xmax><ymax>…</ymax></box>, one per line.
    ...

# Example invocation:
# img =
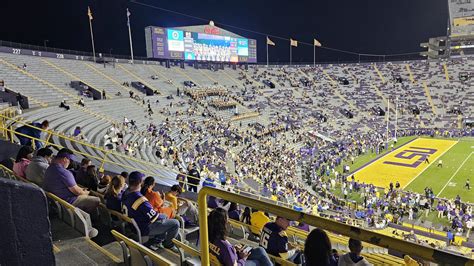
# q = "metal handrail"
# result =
<box><xmin>111</xmin><ymin>230</ymin><xmax>177</xmax><ymax>266</ymax></box>
<box><xmin>1</xmin><ymin>113</ymin><xmax>362</xmax><ymax>213</ymax></box>
<box><xmin>197</xmin><ymin>187</ymin><xmax>474</xmax><ymax>265</ymax></box>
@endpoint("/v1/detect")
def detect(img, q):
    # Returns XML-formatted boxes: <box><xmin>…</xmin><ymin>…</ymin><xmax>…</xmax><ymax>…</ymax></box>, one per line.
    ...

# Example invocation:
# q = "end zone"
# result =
<box><xmin>352</xmin><ymin>138</ymin><xmax>458</xmax><ymax>189</ymax></box>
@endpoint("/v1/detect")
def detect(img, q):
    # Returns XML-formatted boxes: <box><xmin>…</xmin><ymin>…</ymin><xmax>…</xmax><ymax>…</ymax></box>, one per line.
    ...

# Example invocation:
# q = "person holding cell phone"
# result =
<box><xmin>208</xmin><ymin>208</ymin><xmax>272</xmax><ymax>266</ymax></box>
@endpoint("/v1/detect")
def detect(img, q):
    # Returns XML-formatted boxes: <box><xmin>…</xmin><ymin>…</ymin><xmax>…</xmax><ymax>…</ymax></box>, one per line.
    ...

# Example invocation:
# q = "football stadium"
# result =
<box><xmin>1</xmin><ymin>0</ymin><xmax>474</xmax><ymax>265</ymax></box>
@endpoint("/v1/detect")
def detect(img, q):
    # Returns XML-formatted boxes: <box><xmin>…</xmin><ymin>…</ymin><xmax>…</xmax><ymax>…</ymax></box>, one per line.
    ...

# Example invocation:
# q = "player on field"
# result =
<box><xmin>437</xmin><ymin>160</ymin><xmax>442</xmax><ymax>168</ymax></box>
<box><xmin>465</xmin><ymin>178</ymin><xmax>470</xmax><ymax>190</ymax></box>
<box><xmin>424</xmin><ymin>156</ymin><xmax>430</xmax><ymax>164</ymax></box>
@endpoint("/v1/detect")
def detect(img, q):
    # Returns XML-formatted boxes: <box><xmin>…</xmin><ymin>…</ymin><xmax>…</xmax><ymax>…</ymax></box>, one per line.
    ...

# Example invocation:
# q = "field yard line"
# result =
<box><xmin>402</xmin><ymin>140</ymin><xmax>458</xmax><ymax>190</ymax></box>
<box><xmin>436</xmin><ymin>152</ymin><xmax>473</xmax><ymax>197</ymax></box>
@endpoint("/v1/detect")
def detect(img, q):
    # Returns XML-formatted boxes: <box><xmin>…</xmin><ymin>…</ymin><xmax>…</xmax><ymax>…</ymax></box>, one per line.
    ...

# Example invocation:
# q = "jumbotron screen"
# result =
<box><xmin>145</xmin><ymin>26</ymin><xmax>257</xmax><ymax>63</ymax></box>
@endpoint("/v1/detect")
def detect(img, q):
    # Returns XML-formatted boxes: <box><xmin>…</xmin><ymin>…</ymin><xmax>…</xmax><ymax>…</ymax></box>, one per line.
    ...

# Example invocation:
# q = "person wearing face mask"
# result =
<box><xmin>25</xmin><ymin>147</ymin><xmax>53</xmax><ymax>186</ymax></box>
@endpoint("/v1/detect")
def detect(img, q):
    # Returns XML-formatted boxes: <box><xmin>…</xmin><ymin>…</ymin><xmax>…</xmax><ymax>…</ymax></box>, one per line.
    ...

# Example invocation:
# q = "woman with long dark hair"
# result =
<box><xmin>13</xmin><ymin>145</ymin><xmax>34</xmax><ymax>178</ymax></box>
<box><xmin>105</xmin><ymin>175</ymin><xmax>125</xmax><ymax>212</ymax></box>
<box><xmin>208</xmin><ymin>208</ymin><xmax>272</xmax><ymax>266</ymax></box>
<box><xmin>304</xmin><ymin>228</ymin><xmax>337</xmax><ymax>266</ymax></box>
<box><xmin>141</xmin><ymin>176</ymin><xmax>174</xmax><ymax>218</ymax></box>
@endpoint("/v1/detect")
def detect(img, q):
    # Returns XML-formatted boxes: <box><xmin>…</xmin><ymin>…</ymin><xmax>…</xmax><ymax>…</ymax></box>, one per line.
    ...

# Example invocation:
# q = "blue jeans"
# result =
<box><xmin>245</xmin><ymin>247</ymin><xmax>273</xmax><ymax>266</ymax></box>
<box><xmin>148</xmin><ymin>219</ymin><xmax>179</xmax><ymax>248</ymax></box>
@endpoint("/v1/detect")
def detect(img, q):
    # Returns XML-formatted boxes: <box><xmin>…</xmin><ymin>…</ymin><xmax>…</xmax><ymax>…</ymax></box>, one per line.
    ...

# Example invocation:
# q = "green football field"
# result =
<box><xmin>405</xmin><ymin>138</ymin><xmax>474</xmax><ymax>202</ymax></box>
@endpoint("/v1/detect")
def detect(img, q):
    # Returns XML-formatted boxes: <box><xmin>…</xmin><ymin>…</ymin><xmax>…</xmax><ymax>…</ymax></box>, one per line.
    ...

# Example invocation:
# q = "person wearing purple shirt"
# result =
<box><xmin>122</xmin><ymin>171</ymin><xmax>179</xmax><ymax>251</ymax></box>
<box><xmin>208</xmin><ymin>208</ymin><xmax>272</xmax><ymax>266</ymax></box>
<box><xmin>43</xmin><ymin>148</ymin><xmax>100</xmax><ymax>237</ymax></box>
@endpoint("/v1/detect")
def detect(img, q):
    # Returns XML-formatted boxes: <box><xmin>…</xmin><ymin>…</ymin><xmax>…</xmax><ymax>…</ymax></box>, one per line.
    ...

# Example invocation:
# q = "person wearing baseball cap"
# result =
<box><xmin>43</xmin><ymin>148</ymin><xmax>99</xmax><ymax>238</ymax></box>
<box><xmin>122</xmin><ymin>171</ymin><xmax>179</xmax><ymax>251</ymax></box>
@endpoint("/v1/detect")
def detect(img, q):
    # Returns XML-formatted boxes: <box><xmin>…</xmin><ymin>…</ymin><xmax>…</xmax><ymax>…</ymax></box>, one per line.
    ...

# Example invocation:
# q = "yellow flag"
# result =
<box><xmin>266</xmin><ymin>37</ymin><xmax>275</xmax><ymax>46</ymax></box>
<box><xmin>314</xmin><ymin>38</ymin><xmax>322</xmax><ymax>47</ymax></box>
<box><xmin>88</xmin><ymin>6</ymin><xmax>93</xmax><ymax>20</ymax></box>
<box><xmin>290</xmin><ymin>39</ymin><xmax>298</xmax><ymax>47</ymax></box>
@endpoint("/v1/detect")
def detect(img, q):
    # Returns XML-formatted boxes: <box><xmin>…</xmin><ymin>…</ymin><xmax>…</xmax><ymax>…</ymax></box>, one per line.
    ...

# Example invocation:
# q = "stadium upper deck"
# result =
<box><xmin>1</xmin><ymin>47</ymin><xmax>474</xmax><ymax>265</ymax></box>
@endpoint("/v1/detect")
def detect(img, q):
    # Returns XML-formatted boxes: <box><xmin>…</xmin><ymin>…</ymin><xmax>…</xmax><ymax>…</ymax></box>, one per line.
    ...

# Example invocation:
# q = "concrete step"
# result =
<box><xmin>54</xmin><ymin>237</ymin><xmax>120</xmax><ymax>266</ymax></box>
<box><xmin>55</xmin><ymin>247</ymin><xmax>98</xmax><ymax>266</ymax></box>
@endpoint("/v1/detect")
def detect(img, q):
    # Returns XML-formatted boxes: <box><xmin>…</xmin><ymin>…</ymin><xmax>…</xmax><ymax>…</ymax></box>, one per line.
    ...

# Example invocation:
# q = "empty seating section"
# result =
<box><xmin>2</xmin><ymin>49</ymin><xmax>474</xmax><ymax>265</ymax></box>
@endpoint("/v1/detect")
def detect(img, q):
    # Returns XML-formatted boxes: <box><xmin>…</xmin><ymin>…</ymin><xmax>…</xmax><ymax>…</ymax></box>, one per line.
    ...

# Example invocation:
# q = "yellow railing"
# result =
<box><xmin>111</xmin><ymin>230</ymin><xmax>176</xmax><ymax>266</ymax></box>
<box><xmin>0</xmin><ymin>115</ymin><xmax>196</xmax><ymax>181</ymax></box>
<box><xmin>422</xmin><ymin>81</ymin><xmax>437</xmax><ymax>115</ymax></box>
<box><xmin>1</xmin><ymin>114</ymin><xmax>361</xmax><ymax>219</ymax></box>
<box><xmin>84</xmin><ymin>63</ymin><xmax>130</xmax><ymax>94</ymax></box>
<box><xmin>1</xmin><ymin>113</ymin><xmax>364</xmax><ymax>215</ymax></box>
<box><xmin>373</xmin><ymin>64</ymin><xmax>386</xmax><ymax>83</ymax></box>
<box><xmin>443</xmin><ymin>63</ymin><xmax>450</xmax><ymax>82</ymax></box>
<box><xmin>117</xmin><ymin>64</ymin><xmax>162</xmax><ymax>95</ymax></box>
<box><xmin>405</xmin><ymin>64</ymin><xmax>416</xmax><ymax>84</ymax></box>
<box><xmin>230</xmin><ymin>112</ymin><xmax>260</xmax><ymax>122</ymax></box>
<box><xmin>40</xmin><ymin>59</ymin><xmax>114</xmax><ymax>100</ymax></box>
<box><xmin>197</xmin><ymin>187</ymin><xmax>474</xmax><ymax>266</ymax></box>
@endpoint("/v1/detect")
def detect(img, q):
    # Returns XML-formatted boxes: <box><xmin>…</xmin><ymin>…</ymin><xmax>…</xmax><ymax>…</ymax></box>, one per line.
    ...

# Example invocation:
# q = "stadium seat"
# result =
<box><xmin>111</xmin><ymin>229</ymin><xmax>177</xmax><ymax>266</ymax></box>
<box><xmin>98</xmin><ymin>203</ymin><xmax>149</xmax><ymax>244</ymax></box>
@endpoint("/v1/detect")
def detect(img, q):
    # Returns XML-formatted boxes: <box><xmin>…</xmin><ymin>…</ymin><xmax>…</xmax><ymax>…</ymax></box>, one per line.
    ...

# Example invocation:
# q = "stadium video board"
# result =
<box><xmin>448</xmin><ymin>0</ymin><xmax>474</xmax><ymax>37</ymax></box>
<box><xmin>145</xmin><ymin>26</ymin><xmax>257</xmax><ymax>63</ymax></box>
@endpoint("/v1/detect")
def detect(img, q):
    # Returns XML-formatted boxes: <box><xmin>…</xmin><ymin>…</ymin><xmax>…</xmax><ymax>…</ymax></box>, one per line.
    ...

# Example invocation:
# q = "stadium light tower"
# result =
<box><xmin>394</xmin><ymin>97</ymin><xmax>398</xmax><ymax>142</ymax></box>
<box><xmin>386</xmin><ymin>98</ymin><xmax>390</xmax><ymax>147</ymax></box>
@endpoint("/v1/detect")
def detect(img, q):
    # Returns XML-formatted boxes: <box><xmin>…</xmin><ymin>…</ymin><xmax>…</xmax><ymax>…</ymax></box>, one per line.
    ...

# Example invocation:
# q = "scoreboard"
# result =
<box><xmin>448</xmin><ymin>0</ymin><xmax>474</xmax><ymax>37</ymax></box>
<box><xmin>145</xmin><ymin>26</ymin><xmax>257</xmax><ymax>63</ymax></box>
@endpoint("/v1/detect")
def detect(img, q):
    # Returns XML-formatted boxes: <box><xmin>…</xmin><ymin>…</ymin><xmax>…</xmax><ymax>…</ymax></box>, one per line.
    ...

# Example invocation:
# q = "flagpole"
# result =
<box><xmin>313</xmin><ymin>44</ymin><xmax>315</xmax><ymax>68</ymax></box>
<box><xmin>88</xmin><ymin>8</ymin><xmax>96</xmax><ymax>63</ymax></box>
<box><xmin>266</xmin><ymin>39</ymin><xmax>269</xmax><ymax>67</ymax></box>
<box><xmin>290</xmin><ymin>42</ymin><xmax>292</xmax><ymax>66</ymax></box>
<box><xmin>127</xmin><ymin>9</ymin><xmax>134</xmax><ymax>64</ymax></box>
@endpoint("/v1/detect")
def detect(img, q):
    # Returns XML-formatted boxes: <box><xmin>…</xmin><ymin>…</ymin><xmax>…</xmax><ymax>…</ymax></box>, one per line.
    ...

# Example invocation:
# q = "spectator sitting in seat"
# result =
<box><xmin>25</xmin><ymin>147</ymin><xmax>53</xmax><ymax>186</ymax></box>
<box><xmin>75</xmin><ymin>158</ymin><xmax>91</xmax><ymax>183</ymax></box>
<box><xmin>304</xmin><ymin>228</ymin><xmax>338</xmax><ymax>266</ymax></box>
<box><xmin>165</xmin><ymin>184</ymin><xmax>199</xmax><ymax>227</ymax></box>
<box><xmin>141</xmin><ymin>176</ymin><xmax>174</xmax><ymax>219</ymax></box>
<box><xmin>15</xmin><ymin>120</ymin><xmax>49</xmax><ymax>148</ymax></box>
<box><xmin>59</xmin><ymin>100</ymin><xmax>70</xmax><ymax>111</ymax></box>
<box><xmin>77</xmin><ymin>165</ymin><xmax>99</xmax><ymax>191</ymax></box>
<box><xmin>250</xmin><ymin>209</ymin><xmax>270</xmax><ymax>236</ymax></box>
<box><xmin>73</xmin><ymin>126</ymin><xmax>87</xmax><ymax>141</ymax></box>
<box><xmin>338</xmin><ymin>238</ymin><xmax>372</xmax><ymax>266</ymax></box>
<box><xmin>78</xmin><ymin>97</ymin><xmax>85</xmax><ymax>107</ymax></box>
<box><xmin>13</xmin><ymin>145</ymin><xmax>34</xmax><ymax>179</ymax></box>
<box><xmin>43</xmin><ymin>148</ymin><xmax>99</xmax><ymax>237</ymax></box>
<box><xmin>228</xmin><ymin>202</ymin><xmax>241</xmax><ymax>221</ymax></box>
<box><xmin>260</xmin><ymin>216</ymin><xmax>303</xmax><ymax>264</ymax></box>
<box><xmin>242</xmin><ymin>207</ymin><xmax>251</xmax><ymax>224</ymax></box>
<box><xmin>105</xmin><ymin>175</ymin><xmax>126</xmax><ymax>212</ymax></box>
<box><xmin>296</xmin><ymin>222</ymin><xmax>310</xmax><ymax>232</ymax></box>
<box><xmin>208</xmin><ymin>208</ymin><xmax>272</xmax><ymax>266</ymax></box>
<box><xmin>122</xmin><ymin>171</ymin><xmax>179</xmax><ymax>251</ymax></box>
<box><xmin>97</xmin><ymin>174</ymin><xmax>111</xmax><ymax>194</ymax></box>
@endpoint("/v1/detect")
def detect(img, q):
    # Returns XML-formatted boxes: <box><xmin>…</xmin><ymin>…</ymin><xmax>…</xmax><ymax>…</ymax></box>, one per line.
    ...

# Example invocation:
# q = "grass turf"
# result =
<box><xmin>333</xmin><ymin>135</ymin><xmax>417</xmax><ymax>176</ymax></box>
<box><xmin>406</xmin><ymin>138</ymin><xmax>474</xmax><ymax>203</ymax></box>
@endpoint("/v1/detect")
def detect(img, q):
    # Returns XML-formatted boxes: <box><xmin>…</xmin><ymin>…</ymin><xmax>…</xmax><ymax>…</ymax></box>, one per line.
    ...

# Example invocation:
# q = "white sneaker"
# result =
<box><xmin>88</xmin><ymin>228</ymin><xmax>99</xmax><ymax>238</ymax></box>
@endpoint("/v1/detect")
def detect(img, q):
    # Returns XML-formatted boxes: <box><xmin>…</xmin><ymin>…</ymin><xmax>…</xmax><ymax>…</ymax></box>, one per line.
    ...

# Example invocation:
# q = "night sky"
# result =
<box><xmin>1</xmin><ymin>0</ymin><xmax>449</xmax><ymax>63</ymax></box>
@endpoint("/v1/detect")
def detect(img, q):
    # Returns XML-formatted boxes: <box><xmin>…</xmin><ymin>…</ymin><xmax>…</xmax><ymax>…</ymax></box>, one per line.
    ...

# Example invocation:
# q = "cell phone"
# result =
<box><xmin>243</xmin><ymin>246</ymin><xmax>252</xmax><ymax>254</ymax></box>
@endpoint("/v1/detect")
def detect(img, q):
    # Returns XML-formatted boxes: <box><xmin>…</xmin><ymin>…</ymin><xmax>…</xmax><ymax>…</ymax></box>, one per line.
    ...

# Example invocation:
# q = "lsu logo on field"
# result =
<box><xmin>354</xmin><ymin>138</ymin><xmax>457</xmax><ymax>189</ymax></box>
